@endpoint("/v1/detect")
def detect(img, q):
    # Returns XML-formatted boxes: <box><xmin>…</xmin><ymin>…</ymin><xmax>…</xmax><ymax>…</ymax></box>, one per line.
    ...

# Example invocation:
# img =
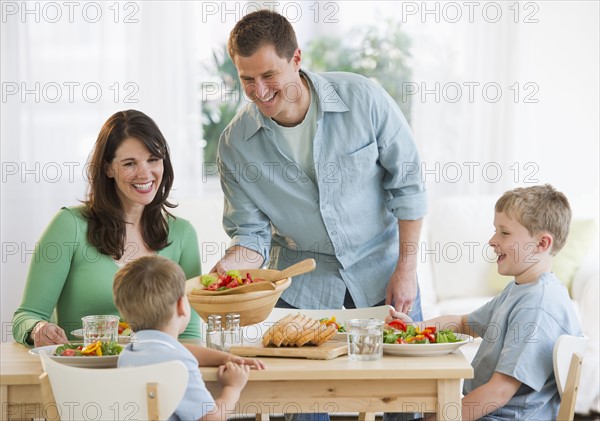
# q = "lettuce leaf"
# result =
<box><xmin>436</xmin><ymin>330</ymin><xmax>460</xmax><ymax>343</ymax></box>
<box><xmin>200</xmin><ymin>274</ymin><xmax>218</xmax><ymax>287</ymax></box>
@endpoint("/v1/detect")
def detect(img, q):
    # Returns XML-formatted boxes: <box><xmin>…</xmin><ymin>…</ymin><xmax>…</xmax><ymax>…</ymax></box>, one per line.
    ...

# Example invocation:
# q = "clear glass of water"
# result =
<box><xmin>81</xmin><ymin>315</ymin><xmax>119</xmax><ymax>346</ymax></box>
<box><xmin>346</xmin><ymin>318</ymin><xmax>384</xmax><ymax>361</ymax></box>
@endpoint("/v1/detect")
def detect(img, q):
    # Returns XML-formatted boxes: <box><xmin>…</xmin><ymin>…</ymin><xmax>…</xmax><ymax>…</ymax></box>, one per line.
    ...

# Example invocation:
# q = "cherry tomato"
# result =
<box><xmin>423</xmin><ymin>332</ymin><xmax>436</xmax><ymax>343</ymax></box>
<box><xmin>225</xmin><ymin>280</ymin><xmax>239</xmax><ymax>289</ymax></box>
<box><xmin>388</xmin><ymin>319</ymin><xmax>407</xmax><ymax>331</ymax></box>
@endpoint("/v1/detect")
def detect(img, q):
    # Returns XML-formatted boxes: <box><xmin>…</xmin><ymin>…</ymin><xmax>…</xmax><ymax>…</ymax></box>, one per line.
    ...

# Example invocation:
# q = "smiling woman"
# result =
<box><xmin>107</xmin><ymin>138</ymin><xmax>165</xmax><ymax>209</ymax></box>
<box><xmin>11</xmin><ymin>110</ymin><xmax>203</xmax><ymax>347</ymax></box>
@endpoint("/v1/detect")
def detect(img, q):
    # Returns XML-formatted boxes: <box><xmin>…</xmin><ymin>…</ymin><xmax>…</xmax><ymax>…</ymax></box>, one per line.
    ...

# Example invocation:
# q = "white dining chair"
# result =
<box><xmin>39</xmin><ymin>352</ymin><xmax>188</xmax><ymax>421</ymax></box>
<box><xmin>553</xmin><ymin>334</ymin><xmax>588</xmax><ymax>421</ymax></box>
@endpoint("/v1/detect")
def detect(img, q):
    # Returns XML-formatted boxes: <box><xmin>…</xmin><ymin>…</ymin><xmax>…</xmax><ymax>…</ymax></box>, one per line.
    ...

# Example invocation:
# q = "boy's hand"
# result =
<box><xmin>217</xmin><ymin>361</ymin><xmax>250</xmax><ymax>389</ymax></box>
<box><xmin>386</xmin><ymin>308</ymin><xmax>414</xmax><ymax>324</ymax></box>
<box><xmin>229</xmin><ymin>356</ymin><xmax>267</xmax><ymax>370</ymax></box>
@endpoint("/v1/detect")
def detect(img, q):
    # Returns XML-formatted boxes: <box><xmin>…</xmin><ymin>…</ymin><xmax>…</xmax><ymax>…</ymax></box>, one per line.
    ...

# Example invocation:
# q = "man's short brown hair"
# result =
<box><xmin>228</xmin><ymin>10</ymin><xmax>298</xmax><ymax>60</ymax></box>
<box><xmin>495</xmin><ymin>184</ymin><xmax>572</xmax><ymax>254</ymax></box>
<box><xmin>113</xmin><ymin>255</ymin><xmax>185</xmax><ymax>331</ymax></box>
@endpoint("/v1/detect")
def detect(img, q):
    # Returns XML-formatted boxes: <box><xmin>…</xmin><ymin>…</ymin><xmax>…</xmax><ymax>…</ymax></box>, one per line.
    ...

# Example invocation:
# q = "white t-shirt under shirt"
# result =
<box><xmin>267</xmin><ymin>77</ymin><xmax>318</xmax><ymax>184</ymax></box>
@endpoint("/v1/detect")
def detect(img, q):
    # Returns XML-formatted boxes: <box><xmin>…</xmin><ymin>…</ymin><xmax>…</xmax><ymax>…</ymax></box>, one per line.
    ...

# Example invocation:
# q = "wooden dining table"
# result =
<box><xmin>1</xmin><ymin>341</ymin><xmax>473</xmax><ymax>421</ymax></box>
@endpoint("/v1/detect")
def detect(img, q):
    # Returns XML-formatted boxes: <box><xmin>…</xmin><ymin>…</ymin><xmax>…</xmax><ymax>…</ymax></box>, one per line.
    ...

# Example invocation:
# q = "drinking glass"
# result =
<box><xmin>346</xmin><ymin>318</ymin><xmax>384</xmax><ymax>361</ymax></box>
<box><xmin>81</xmin><ymin>315</ymin><xmax>119</xmax><ymax>346</ymax></box>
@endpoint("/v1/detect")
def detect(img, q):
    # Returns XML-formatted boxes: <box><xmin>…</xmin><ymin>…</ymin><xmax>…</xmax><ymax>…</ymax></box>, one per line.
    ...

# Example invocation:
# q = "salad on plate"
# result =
<box><xmin>54</xmin><ymin>341</ymin><xmax>123</xmax><ymax>357</ymax></box>
<box><xmin>383</xmin><ymin>320</ymin><xmax>462</xmax><ymax>344</ymax></box>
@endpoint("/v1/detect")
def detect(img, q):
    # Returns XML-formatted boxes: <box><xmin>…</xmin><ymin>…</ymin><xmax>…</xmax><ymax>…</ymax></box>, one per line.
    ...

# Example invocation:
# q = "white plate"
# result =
<box><xmin>71</xmin><ymin>329</ymin><xmax>132</xmax><ymax>344</ymax></box>
<box><xmin>29</xmin><ymin>345</ymin><xmax>120</xmax><ymax>368</ymax></box>
<box><xmin>382</xmin><ymin>334</ymin><xmax>473</xmax><ymax>357</ymax></box>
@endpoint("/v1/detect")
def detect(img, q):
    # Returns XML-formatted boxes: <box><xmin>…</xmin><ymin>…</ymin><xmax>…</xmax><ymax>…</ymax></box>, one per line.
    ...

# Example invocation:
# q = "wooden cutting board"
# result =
<box><xmin>229</xmin><ymin>341</ymin><xmax>348</xmax><ymax>360</ymax></box>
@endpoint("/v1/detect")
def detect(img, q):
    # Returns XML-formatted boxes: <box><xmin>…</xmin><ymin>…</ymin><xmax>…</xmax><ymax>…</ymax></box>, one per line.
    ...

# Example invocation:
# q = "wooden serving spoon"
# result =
<box><xmin>261</xmin><ymin>258</ymin><xmax>317</xmax><ymax>282</ymax></box>
<box><xmin>189</xmin><ymin>259</ymin><xmax>316</xmax><ymax>296</ymax></box>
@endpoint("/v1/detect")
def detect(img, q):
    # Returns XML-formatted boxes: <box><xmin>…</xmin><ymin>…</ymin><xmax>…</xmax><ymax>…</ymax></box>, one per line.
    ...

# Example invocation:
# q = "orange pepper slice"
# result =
<box><xmin>80</xmin><ymin>340</ymin><xmax>101</xmax><ymax>355</ymax></box>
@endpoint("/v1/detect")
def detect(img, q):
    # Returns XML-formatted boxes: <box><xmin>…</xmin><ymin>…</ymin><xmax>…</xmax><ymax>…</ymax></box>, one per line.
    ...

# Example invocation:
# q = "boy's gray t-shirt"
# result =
<box><xmin>466</xmin><ymin>272</ymin><xmax>582</xmax><ymax>420</ymax></box>
<box><xmin>118</xmin><ymin>330</ymin><xmax>216</xmax><ymax>421</ymax></box>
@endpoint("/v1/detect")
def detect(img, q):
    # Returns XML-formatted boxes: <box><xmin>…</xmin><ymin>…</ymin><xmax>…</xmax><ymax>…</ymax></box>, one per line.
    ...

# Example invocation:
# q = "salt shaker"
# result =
<box><xmin>206</xmin><ymin>314</ymin><xmax>223</xmax><ymax>351</ymax></box>
<box><xmin>222</xmin><ymin>313</ymin><xmax>243</xmax><ymax>351</ymax></box>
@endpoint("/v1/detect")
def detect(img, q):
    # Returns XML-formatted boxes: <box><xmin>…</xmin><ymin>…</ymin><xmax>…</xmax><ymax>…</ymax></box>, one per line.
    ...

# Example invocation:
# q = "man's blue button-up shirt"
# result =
<box><xmin>217</xmin><ymin>69</ymin><xmax>427</xmax><ymax>309</ymax></box>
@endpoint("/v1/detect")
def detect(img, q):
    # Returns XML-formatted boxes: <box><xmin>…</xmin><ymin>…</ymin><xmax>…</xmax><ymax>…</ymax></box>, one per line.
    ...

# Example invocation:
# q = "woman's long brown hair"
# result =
<box><xmin>83</xmin><ymin>110</ymin><xmax>175</xmax><ymax>259</ymax></box>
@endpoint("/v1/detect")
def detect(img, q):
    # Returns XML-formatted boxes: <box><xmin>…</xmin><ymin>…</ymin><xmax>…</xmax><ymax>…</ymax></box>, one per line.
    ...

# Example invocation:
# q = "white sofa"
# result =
<box><xmin>173</xmin><ymin>193</ymin><xmax>599</xmax><ymax>415</ymax></box>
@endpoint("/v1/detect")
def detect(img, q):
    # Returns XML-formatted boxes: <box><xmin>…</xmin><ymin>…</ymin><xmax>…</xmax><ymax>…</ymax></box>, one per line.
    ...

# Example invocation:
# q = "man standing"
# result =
<box><xmin>215</xmin><ymin>10</ymin><xmax>426</xmax><ymax>320</ymax></box>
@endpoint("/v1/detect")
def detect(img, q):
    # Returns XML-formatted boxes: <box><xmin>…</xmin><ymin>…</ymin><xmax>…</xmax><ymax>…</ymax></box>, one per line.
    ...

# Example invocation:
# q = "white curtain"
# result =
<box><xmin>0</xmin><ymin>1</ymin><xmax>202</xmax><ymax>333</ymax></box>
<box><xmin>408</xmin><ymin>6</ymin><xmax>521</xmax><ymax>197</ymax></box>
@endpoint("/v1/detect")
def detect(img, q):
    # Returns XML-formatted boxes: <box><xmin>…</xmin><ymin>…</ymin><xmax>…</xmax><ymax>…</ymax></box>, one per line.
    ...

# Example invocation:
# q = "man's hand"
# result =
<box><xmin>211</xmin><ymin>260</ymin><xmax>228</xmax><ymax>276</ymax></box>
<box><xmin>31</xmin><ymin>321</ymin><xmax>69</xmax><ymax>347</ymax></box>
<box><xmin>386</xmin><ymin>218</ymin><xmax>422</xmax><ymax>313</ymax></box>
<box><xmin>210</xmin><ymin>246</ymin><xmax>264</xmax><ymax>274</ymax></box>
<box><xmin>385</xmin><ymin>269</ymin><xmax>417</xmax><ymax>314</ymax></box>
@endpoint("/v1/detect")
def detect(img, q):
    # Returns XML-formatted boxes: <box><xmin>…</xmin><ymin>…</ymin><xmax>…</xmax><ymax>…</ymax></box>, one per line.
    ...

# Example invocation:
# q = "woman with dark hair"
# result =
<box><xmin>12</xmin><ymin>110</ymin><xmax>203</xmax><ymax>346</ymax></box>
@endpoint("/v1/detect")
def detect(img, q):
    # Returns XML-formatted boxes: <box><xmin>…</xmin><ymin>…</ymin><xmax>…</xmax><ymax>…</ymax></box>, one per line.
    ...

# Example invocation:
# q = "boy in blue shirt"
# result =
<box><xmin>114</xmin><ymin>255</ymin><xmax>252</xmax><ymax>421</ymax></box>
<box><xmin>390</xmin><ymin>184</ymin><xmax>582</xmax><ymax>420</ymax></box>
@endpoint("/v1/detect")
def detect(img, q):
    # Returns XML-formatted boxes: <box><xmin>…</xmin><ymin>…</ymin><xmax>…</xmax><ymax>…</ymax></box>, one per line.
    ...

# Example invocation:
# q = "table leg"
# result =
<box><xmin>437</xmin><ymin>379</ymin><xmax>462</xmax><ymax>421</ymax></box>
<box><xmin>1</xmin><ymin>385</ymin><xmax>7</xmax><ymax>421</ymax></box>
<box><xmin>358</xmin><ymin>412</ymin><xmax>376</xmax><ymax>421</ymax></box>
<box><xmin>256</xmin><ymin>413</ymin><xmax>270</xmax><ymax>421</ymax></box>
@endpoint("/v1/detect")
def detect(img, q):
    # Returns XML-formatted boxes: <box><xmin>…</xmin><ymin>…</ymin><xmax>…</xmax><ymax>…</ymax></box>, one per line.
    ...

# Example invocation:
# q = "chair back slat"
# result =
<box><xmin>556</xmin><ymin>353</ymin><xmax>583</xmax><ymax>421</ymax></box>
<box><xmin>553</xmin><ymin>334</ymin><xmax>588</xmax><ymax>421</ymax></box>
<box><xmin>147</xmin><ymin>382</ymin><xmax>160</xmax><ymax>421</ymax></box>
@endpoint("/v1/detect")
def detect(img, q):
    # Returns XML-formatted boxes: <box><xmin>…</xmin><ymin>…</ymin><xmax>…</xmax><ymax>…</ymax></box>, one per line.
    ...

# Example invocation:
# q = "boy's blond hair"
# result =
<box><xmin>113</xmin><ymin>255</ymin><xmax>185</xmax><ymax>332</ymax></box>
<box><xmin>495</xmin><ymin>184</ymin><xmax>571</xmax><ymax>254</ymax></box>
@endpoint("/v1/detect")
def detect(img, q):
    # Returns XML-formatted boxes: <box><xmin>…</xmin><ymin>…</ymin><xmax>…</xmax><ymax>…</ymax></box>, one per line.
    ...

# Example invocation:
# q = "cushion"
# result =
<box><xmin>488</xmin><ymin>219</ymin><xmax>598</xmax><ymax>293</ymax></box>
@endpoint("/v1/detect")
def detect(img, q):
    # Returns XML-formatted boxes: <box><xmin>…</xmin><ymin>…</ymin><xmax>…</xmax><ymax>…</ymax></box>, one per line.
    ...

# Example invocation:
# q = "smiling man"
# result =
<box><xmin>216</xmin><ymin>6</ymin><xmax>425</xmax><ymax>335</ymax></box>
<box><xmin>215</xmin><ymin>8</ymin><xmax>426</xmax><ymax>321</ymax></box>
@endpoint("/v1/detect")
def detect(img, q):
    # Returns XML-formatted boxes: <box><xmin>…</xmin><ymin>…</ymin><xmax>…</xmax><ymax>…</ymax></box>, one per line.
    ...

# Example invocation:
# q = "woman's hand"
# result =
<box><xmin>31</xmin><ymin>321</ymin><xmax>69</xmax><ymax>347</ymax></box>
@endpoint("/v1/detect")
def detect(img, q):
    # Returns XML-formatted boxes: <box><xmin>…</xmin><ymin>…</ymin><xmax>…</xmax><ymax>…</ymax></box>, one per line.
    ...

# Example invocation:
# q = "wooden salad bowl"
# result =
<box><xmin>186</xmin><ymin>269</ymin><xmax>293</xmax><ymax>326</ymax></box>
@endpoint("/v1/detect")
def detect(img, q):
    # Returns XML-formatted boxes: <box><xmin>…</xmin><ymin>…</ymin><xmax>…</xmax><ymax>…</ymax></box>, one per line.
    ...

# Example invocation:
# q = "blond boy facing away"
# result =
<box><xmin>114</xmin><ymin>255</ymin><xmax>254</xmax><ymax>421</ymax></box>
<box><xmin>390</xmin><ymin>184</ymin><xmax>582</xmax><ymax>421</ymax></box>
